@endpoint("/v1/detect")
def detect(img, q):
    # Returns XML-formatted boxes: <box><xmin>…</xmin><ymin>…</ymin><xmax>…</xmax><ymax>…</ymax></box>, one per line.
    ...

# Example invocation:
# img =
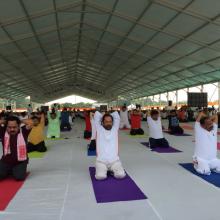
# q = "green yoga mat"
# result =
<box><xmin>45</xmin><ymin>137</ymin><xmax>68</xmax><ymax>140</ymax></box>
<box><xmin>28</xmin><ymin>151</ymin><xmax>46</xmax><ymax>158</ymax></box>
<box><xmin>28</xmin><ymin>146</ymin><xmax>50</xmax><ymax>158</ymax></box>
<box><xmin>129</xmin><ymin>134</ymin><xmax>148</xmax><ymax>138</ymax></box>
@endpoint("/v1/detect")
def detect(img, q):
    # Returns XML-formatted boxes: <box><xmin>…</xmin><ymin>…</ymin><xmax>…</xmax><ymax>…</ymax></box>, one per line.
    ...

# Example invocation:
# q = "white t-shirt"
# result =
<box><xmin>94</xmin><ymin>111</ymin><xmax>120</xmax><ymax>163</ymax></box>
<box><xmin>147</xmin><ymin>116</ymin><xmax>163</xmax><ymax>139</ymax></box>
<box><xmin>90</xmin><ymin>117</ymin><xmax>97</xmax><ymax>140</ymax></box>
<box><xmin>19</xmin><ymin>115</ymin><xmax>28</xmax><ymax>127</ymax></box>
<box><xmin>194</xmin><ymin>121</ymin><xmax>217</xmax><ymax>161</ymax></box>
<box><xmin>120</xmin><ymin>110</ymin><xmax>129</xmax><ymax>123</ymax></box>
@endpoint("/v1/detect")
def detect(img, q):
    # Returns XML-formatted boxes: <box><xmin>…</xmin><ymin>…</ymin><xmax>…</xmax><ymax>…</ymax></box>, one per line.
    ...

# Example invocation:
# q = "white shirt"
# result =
<box><xmin>120</xmin><ymin>110</ymin><xmax>129</xmax><ymax>123</ymax></box>
<box><xmin>147</xmin><ymin>116</ymin><xmax>163</xmax><ymax>139</ymax></box>
<box><xmin>19</xmin><ymin>115</ymin><xmax>28</xmax><ymax>127</ymax></box>
<box><xmin>194</xmin><ymin>121</ymin><xmax>217</xmax><ymax>160</ymax></box>
<box><xmin>91</xmin><ymin>117</ymin><xmax>97</xmax><ymax>140</ymax></box>
<box><xmin>94</xmin><ymin>111</ymin><xmax>120</xmax><ymax>163</ymax></box>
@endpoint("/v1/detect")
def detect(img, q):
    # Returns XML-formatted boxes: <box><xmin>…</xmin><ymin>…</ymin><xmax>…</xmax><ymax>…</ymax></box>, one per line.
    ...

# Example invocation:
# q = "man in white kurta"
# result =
<box><xmin>147</xmin><ymin>110</ymin><xmax>169</xmax><ymax>148</ymax></box>
<box><xmin>94</xmin><ymin>111</ymin><xmax>126</xmax><ymax>180</ymax></box>
<box><xmin>119</xmin><ymin>106</ymin><xmax>130</xmax><ymax>129</ymax></box>
<box><xmin>193</xmin><ymin>111</ymin><xmax>220</xmax><ymax>175</ymax></box>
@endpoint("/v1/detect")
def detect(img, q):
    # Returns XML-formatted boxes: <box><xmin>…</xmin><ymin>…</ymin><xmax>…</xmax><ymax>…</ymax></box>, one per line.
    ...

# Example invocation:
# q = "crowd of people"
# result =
<box><xmin>0</xmin><ymin>103</ymin><xmax>219</xmax><ymax>182</ymax></box>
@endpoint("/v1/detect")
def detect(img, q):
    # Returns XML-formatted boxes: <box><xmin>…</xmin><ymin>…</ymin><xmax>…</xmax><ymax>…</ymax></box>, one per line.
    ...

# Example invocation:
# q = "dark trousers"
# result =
<box><xmin>149</xmin><ymin>137</ymin><xmax>169</xmax><ymax>148</ymax></box>
<box><xmin>60</xmin><ymin>122</ymin><xmax>71</xmax><ymax>131</ymax></box>
<box><xmin>27</xmin><ymin>141</ymin><xmax>47</xmax><ymax>153</ymax></box>
<box><xmin>88</xmin><ymin>139</ymin><xmax>96</xmax><ymax>151</ymax></box>
<box><xmin>170</xmin><ymin>126</ymin><xmax>184</xmax><ymax>135</ymax></box>
<box><xmin>130</xmin><ymin>128</ymin><xmax>144</xmax><ymax>135</ymax></box>
<box><xmin>0</xmin><ymin>160</ymin><xmax>27</xmax><ymax>181</ymax></box>
<box><xmin>84</xmin><ymin>130</ymin><xmax>92</xmax><ymax>139</ymax></box>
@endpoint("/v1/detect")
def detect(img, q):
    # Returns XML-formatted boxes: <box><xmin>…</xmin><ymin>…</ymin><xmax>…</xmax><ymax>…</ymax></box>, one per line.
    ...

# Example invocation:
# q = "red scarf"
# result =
<box><xmin>4</xmin><ymin>131</ymin><xmax>27</xmax><ymax>161</ymax></box>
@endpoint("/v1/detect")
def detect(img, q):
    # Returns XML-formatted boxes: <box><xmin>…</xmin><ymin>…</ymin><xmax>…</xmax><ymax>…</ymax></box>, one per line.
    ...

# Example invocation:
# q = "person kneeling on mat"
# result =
<box><xmin>119</xmin><ymin>106</ymin><xmax>131</xmax><ymax>129</ymax></box>
<box><xmin>168</xmin><ymin>110</ymin><xmax>184</xmax><ymax>135</ymax></box>
<box><xmin>0</xmin><ymin>116</ymin><xmax>31</xmax><ymax>181</ymax></box>
<box><xmin>147</xmin><ymin>110</ymin><xmax>169</xmax><ymax>149</ymax></box>
<box><xmin>27</xmin><ymin>113</ymin><xmax>47</xmax><ymax>152</ymax></box>
<box><xmin>60</xmin><ymin>108</ymin><xmax>71</xmax><ymax>131</ymax></box>
<box><xmin>88</xmin><ymin>111</ymin><xmax>96</xmax><ymax>151</ymax></box>
<box><xmin>47</xmin><ymin>109</ymin><xmax>61</xmax><ymax>138</ymax></box>
<box><xmin>94</xmin><ymin>110</ymin><xmax>126</xmax><ymax>180</ymax></box>
<box><xmin>193</xmin><ymin>111</ymin><xmax>220</xmax><ymax>175</ymax></box>
<box><xmin>130</xmin><ymin>109</ymin><xmax>144</xmax><ymax>135</ymax></box>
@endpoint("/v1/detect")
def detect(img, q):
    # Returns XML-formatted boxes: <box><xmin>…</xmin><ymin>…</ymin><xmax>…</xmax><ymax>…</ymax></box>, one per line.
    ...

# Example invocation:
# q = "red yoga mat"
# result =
<box><xmin>0</xmin><ymin>173</ymin><xmax>29</xmax><ymax>211</ymax></box>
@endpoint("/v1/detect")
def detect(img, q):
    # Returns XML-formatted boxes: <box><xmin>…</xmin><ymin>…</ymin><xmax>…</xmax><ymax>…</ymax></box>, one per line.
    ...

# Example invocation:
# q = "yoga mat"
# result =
<box><xmin>89</xmin><ymin>167</ymin><xmax>147</xmax><ymax>203</ymax></box>
<box><xmin>163</xmin><ymin>131</ymin><xmax>192</xmax><ymax>136</ymax></box>
<box><xmin>28</xmin><ymin>151</ymin><xmax>45</xmax><ymax>158</ymax></box>
<box><xmin>87</xmin><ymin>145</ymin><xmax>96</xmax><ymax>156</ymax></box>
<box><xmin>179</xmin><ymin>163</ymin><xmax>220</xmax><ymax>188</ymax></box>
<box><xmin>0</xmin><ymin>173</ymin><xmax>29</xmax><ymax>211</ymax></box>
<box><xmin>141</xmin><ymin>142</ymin><xmax>182</xmax><ymax>153</ymax></box>
<box><xmin>46</xmin><ymin>137</ymin><xmax>66</xmax><ymax>140</ymax></box>
<box><xmin>129</xmin><ymin>134</ymin><xmax>147</xmax><ymax>138</ymax></box>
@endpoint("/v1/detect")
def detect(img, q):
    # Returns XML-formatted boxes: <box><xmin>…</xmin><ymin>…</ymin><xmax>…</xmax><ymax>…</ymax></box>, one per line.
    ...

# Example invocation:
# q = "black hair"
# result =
<box><xmin>101</xmin><ymin>113</ymin><xmax>113</xmax><ymax>125</ymax></box>
<box><xmin>170</xmin><ymin>110</ymin><xmax>176</xmax><ymax>113</ymax></box>
<box><xmin>31</xmin><ymin>116</ymin><xmax>40</xmax><ymax>121</ymax></box>
<box><xmin>200</xmin><ymin>116</ymin><xmax>209</xmax><ymax>125</ymax></box>
<box><xmin>6</xmin><ymin>116</ymin><xmax>21</xmax><ymax>126</ymax></box>
<box><xmin>151</xmin><ymin>110</ymin><xmax>159</xmax><ymax>116</ymax></box>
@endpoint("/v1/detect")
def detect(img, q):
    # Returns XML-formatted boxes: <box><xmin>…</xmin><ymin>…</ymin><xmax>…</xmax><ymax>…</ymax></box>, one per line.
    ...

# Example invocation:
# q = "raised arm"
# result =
<box><xmin>94</xmin><ymin>111</ymin><xmax>103</xmax><ymax>129</ymax></box>
<box><xmin>210</xmin><ymin>113</ymin><xmax>218</xmax><ymax>124</ymax></box>
<box><xmin>40</xmin><ymin>113</ymin><xmax>45</xmax><ymax>125</ymax></box>
<box><xmin>196</xmin><ymin>111</ymin><xmax>207</xmax><ymax>122</ymax></box>
<box><xmin>111</xmin><ymin>111</ymin><xmax>120</xmax><ymax>129</ymax></box>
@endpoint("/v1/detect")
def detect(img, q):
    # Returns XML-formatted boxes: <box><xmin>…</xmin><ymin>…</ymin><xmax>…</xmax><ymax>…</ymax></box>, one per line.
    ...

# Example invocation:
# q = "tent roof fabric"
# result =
<box><xmin>1</xmin><ymin>0</ymin><xmax>220</xmax><ymax>102</ymax></box>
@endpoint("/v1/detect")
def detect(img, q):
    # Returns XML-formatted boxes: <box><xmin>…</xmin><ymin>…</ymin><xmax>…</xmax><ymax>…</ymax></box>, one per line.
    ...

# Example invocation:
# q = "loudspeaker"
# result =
<box><xmin>136</xmin><ymin>104</ymin><xmax>141</xmax><ymax>109</ymax></box>
<box><xmin>187</xmin><ymin>93</ymin><xmax>207</xmax><ymax>107</ymax></box>
<box><xmin>41</xmin><ymin>106</ymin><xmax>49</xmax><ymax>112</ymax></box>
<box><xmin>6</xmin><ymin>105</ymin><xmax>11</xmax><ymax>110</ymax></box>
<box><xmin>168</xmin><ymin>100</ymin><xmax>172</xmax><ymax>106</ymax></box>
<box><xmin>100</xmin><ymin>105</ymin><xmax>107</xmax><ymax>112</ymax></box>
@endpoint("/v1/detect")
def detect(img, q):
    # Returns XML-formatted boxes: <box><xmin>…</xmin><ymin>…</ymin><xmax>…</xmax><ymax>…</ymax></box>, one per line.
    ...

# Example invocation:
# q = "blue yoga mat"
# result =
<box><xmin>179</xmin><ymin>163</ymin><xmax>220</xmax><ymax>188</ymax></box>
<box><xmin>87</xmin><ymin>145</ymin><xmax>96</xmax><ymax>156</ymax></box>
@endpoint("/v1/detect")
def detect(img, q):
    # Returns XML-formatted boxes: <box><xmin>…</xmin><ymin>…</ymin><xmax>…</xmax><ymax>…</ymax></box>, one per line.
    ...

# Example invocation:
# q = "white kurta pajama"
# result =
<box><xmin>119</xmin><ymin>110</ymin><xmax>130</xmax><ymax>129</ymax></box>
<box><xmin>193</xmin><ymin>122</ymin><xmax>220</xmax><ymax>175</ymax></box>
<box><xmin>94</xmin><ymin>111</ymin><xmax>126</xmax><ymax>180</ymax></box>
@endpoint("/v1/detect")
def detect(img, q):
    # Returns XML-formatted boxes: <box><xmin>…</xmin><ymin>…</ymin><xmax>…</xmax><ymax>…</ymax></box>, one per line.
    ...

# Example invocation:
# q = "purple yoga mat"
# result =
<box><xmin>89</xmin><ymin>167</ymin><xmax>147</xmax><ymax>203</ymax></box>
<box><xmin>141</xmin><ymin>142</ymin><xmax>182</xmax><ymax>153</ymax></box>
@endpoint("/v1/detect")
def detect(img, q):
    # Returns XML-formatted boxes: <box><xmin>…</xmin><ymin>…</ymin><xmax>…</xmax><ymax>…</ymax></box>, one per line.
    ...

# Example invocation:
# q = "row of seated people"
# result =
<box><xmin>85</xmin><ymin>107</ymin><xmax>220</xmax><ymax>178</ymax></box>
<box><xmin>83</xmin><ymin>107</ymin><xmax>185</xmax><ymax>152</ymax></box>
<box><xmin>0</xmin><ymin>106</ymin><xmax>219</xmax><ymax>182</ymax></box>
